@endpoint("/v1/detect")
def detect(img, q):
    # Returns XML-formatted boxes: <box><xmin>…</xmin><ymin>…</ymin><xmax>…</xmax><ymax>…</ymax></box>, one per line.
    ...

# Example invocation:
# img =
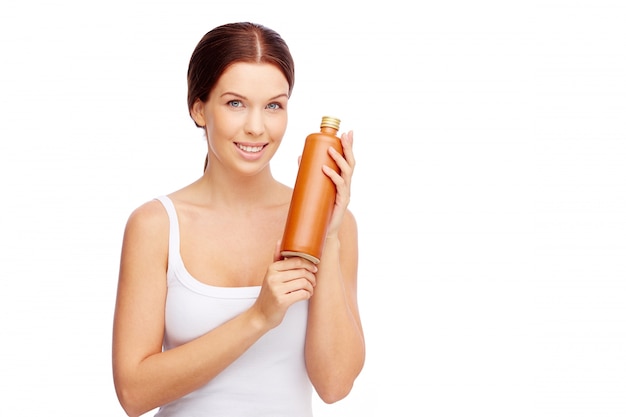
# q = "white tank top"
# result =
<box><xmin>154</xmin><ymin>195</ymin><xmax>313</xmax><ymax>417</ymax></box>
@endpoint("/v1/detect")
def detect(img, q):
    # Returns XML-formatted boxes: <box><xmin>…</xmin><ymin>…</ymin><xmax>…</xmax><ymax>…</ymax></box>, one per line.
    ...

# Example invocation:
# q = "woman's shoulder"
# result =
<box><xmin>123</xmin><ymin>198</ymin><xmax>169</xmax><ymax>238</ymax></box>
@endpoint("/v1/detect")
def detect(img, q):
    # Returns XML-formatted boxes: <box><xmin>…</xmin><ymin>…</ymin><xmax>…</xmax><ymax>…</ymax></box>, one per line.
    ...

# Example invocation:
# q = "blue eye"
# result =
<box><xmin>267</xmin><ymin>102</ymin><xmax>281</xmax><ymax>110</ymax></box>
<box><xmin>228</xmin><ymin>100</ymin><xmax>242</xmax><ymax>108</ymax></box>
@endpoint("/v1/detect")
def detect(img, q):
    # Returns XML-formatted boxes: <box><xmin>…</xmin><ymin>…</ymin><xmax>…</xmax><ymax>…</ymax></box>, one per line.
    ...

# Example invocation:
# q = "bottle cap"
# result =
<box><xmin>320</xmin><ymin>116</ymin><xmax>341</xmax><ymax>130</ymax></box>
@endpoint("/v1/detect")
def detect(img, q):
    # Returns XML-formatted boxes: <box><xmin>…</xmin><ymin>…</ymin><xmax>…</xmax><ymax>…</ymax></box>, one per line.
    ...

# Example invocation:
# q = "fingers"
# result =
<box><xmin>265</xmin><ymin>261</ymin><xmax>316</xmax><ymax>302</ymax></box>
<box><xmin>284</xmin><ymin>276</ymin><xmax>316</xmax><ymax>297</ymax></box>
<box><xmin>321</xmin><ymin>162</ymin><xmax>345</xmax><ymax>189</ymax></box>
<box><xmin>341</xmin><ymin>130</ymin><xmax>355</xmax><ymax>169</ymax></box>
<box><xmin>275</xmin><ymin>256</ymin><xmax>318</xmax><ymax>276</ymax></box>
<box><xmin>255</xmin><ymin>256</ymin><xmax>319</xmax><ymax>328</ymax></box>
<box><xmin>322</xmin><ymin>130</ymin><xmax>355</xmax><ymax>237</ymax></box>
<box><xmin>266</xmin><ymin>267</ymin><xmax>316</xmax><ymax>297</ymax></box>
<box><xmin>277</xmin><ymin>259</ymin><xmax>316</xmax><ymax>294</ymax></box>
<box><xmin>324</xmin><ymin>130</ymin><xmax>355</xmax><ymax>180</ymax></box>
<box><xmin>323</xmin><ymin>141</ymin><xmax>352</xmax><ymax>204</ymax></box>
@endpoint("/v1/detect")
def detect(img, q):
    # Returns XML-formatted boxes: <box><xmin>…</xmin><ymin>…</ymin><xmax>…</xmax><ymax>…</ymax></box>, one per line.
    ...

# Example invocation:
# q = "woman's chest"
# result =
<box><xmin>178</xmin><ymin>207</ymin><xmax>288</xmax><ymax>287</ymax></box>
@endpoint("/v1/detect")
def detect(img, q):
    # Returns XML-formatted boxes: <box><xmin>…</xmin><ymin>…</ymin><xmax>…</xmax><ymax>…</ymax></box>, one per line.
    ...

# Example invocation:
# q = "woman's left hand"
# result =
<box><xmin>322</xmin><ymin>130</ymin><xmax>355</xmax><ymax>238</ymax></box>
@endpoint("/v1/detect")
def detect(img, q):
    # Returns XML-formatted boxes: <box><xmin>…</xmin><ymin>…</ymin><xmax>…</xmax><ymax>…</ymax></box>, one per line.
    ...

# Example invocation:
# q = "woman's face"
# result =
<box><xmin>192</xmin><ymin>62</ymin><xmax>290</xmax><ymax>176</ymax></box>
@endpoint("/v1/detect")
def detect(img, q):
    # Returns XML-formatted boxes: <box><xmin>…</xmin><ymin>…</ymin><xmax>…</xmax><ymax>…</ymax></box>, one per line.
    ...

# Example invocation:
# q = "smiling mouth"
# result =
<box><xmin>236</xmin><ymin>143</ymin><xmax>266</xmax><ymax>153</ymax></box>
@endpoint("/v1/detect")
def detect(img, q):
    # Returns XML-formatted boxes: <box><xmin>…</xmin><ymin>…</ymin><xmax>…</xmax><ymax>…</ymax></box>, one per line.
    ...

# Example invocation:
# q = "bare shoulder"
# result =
<box><xmin>123</xmin><ymin>199</ymin><xmax>169</xmax><ymax>246</ymax></box>
<box><xmin>118</xmin><ymin>199</ymin><xmax>169</xmax><ymax>287</ymax></box>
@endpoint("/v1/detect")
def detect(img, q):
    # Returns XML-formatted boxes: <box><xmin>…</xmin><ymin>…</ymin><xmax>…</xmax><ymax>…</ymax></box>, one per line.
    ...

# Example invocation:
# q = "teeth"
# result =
<box><xmin>237</xmin><ymin>144</ymin><xmax>264</xmax><ymax>153</ymax></box>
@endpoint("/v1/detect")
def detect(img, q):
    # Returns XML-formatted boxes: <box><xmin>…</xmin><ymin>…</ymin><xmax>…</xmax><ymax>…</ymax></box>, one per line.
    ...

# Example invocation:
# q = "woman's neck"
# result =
<box><xmin>196</xmin><ymin>164</ymin><xmax>284</xmax><ymax>209</ymax></box>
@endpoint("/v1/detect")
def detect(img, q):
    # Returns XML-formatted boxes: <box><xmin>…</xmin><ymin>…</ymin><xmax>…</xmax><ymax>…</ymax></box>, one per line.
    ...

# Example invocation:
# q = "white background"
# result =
<box><xmin>1</xmin><ymin>0</ymin><xmax>625</xmax><ymax>416</ymax></box>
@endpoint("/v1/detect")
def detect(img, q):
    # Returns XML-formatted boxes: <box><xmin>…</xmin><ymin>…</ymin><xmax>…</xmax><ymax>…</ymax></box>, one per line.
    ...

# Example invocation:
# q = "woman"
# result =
<box><xmin>112</xmin><ymin>22</ymin><xmax>364</xmax><ymax>417</ymax></box>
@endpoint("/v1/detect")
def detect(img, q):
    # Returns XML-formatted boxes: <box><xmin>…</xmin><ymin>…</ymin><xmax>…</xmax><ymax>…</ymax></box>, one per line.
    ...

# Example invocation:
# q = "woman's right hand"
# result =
<box><xmin>252</xmin><ymin>242</ymin><xmax>317</xmax><ymax>329</ymax></box>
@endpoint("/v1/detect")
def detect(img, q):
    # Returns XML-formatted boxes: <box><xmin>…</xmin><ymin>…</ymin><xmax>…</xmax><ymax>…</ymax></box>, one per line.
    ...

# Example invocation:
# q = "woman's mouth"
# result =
<box><xmin>235</xmin><ymin>142</ymin><xmax>268</xmax><ymax>160</ymax></box>
<box><xmin>236</xmin><ymin>143</ymin><xmax>265</xmax><ymax>153</ymax></box>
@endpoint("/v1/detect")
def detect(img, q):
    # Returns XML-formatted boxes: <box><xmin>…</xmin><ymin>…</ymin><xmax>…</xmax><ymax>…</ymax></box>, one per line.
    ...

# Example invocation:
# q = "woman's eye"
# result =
<box><xmin>228</xmin><ymin>100</ymin><xmax>243</xmax><ymax>108</ymax></box>
<box><xmin>267</xmin><ymin>102</ymin><xmax>282</xmax><ymax>110</ymax></box>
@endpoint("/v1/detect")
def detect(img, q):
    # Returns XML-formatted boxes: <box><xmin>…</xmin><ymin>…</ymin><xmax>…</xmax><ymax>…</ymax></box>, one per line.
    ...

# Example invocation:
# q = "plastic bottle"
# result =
<box><xmin>280</xmin><ymin>116</ymin><xmax>343</xmax><ymax>264</ymax></box>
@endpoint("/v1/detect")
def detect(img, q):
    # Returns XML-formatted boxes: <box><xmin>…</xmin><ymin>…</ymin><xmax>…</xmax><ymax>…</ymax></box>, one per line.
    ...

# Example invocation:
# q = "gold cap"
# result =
<box><xmin>320</xmin><ymin>116</ymin><xmax>341</xmax><ymax>130</ymax></box>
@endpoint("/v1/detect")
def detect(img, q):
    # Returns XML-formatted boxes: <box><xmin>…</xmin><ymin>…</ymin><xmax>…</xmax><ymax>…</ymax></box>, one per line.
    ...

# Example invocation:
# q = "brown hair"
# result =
<box><xmin>187</xmin><ymin>22</ymin><xmax>295</xmax><ymax>128</ymax></box>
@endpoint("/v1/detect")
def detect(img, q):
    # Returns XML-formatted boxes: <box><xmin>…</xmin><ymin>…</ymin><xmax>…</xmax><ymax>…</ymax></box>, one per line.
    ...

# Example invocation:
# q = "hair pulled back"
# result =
<box><xmin>187</xmin><ymin>22</ymin><xmax>295</xmax><ymax>128</ymax></box>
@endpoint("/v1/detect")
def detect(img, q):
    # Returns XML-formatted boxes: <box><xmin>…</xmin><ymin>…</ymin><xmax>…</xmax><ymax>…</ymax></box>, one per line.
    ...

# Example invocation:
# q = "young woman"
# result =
<box><xmin>112</xmin><ymin>22</ymin><xmax>364</xmax><ymax>417</ymax></box>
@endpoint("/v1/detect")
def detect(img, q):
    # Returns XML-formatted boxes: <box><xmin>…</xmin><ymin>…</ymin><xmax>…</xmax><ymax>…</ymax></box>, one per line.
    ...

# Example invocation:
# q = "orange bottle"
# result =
<box><xmin>281</xmin><ymin>116</ymin><xmax>343</xmax><ymax>264</ymax></box>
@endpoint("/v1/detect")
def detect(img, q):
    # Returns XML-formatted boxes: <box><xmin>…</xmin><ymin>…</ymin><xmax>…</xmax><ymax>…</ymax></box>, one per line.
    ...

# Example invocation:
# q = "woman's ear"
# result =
<box><xmin>190</xmin><ymin>99</ymin><xmax>206</xmax><ymax>127</ymax></box>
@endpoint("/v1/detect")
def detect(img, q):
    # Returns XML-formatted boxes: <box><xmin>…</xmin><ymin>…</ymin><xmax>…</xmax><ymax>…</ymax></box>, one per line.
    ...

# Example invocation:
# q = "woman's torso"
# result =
<box><xmin>153</xmin><ymin>193</ymin><xmax>313</xmax><ymax>417</ymax></box>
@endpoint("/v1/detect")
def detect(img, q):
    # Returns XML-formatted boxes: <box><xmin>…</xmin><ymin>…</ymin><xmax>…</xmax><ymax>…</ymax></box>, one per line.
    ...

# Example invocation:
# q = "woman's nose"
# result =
<box><xmin>244</xmin><ymin>110</ymin><xmax>265</xmax><ymax>137</ymax></box>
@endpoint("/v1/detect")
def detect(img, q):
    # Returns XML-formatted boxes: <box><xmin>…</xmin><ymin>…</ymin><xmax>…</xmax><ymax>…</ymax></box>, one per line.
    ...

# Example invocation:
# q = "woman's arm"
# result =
<box><xmin>112</xmin><ymin>201</ymin><xmax>317</xmax><ymax>417</ymax></box>
<box><xmin>305</xmin><ymin>210</ymin><xmax>365</xmax><ymax>403</ymax></box>
<box><xmin>304</xmin><ymin>130</ymin><xmax>366</xmax><ymax>403</ymax></box>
